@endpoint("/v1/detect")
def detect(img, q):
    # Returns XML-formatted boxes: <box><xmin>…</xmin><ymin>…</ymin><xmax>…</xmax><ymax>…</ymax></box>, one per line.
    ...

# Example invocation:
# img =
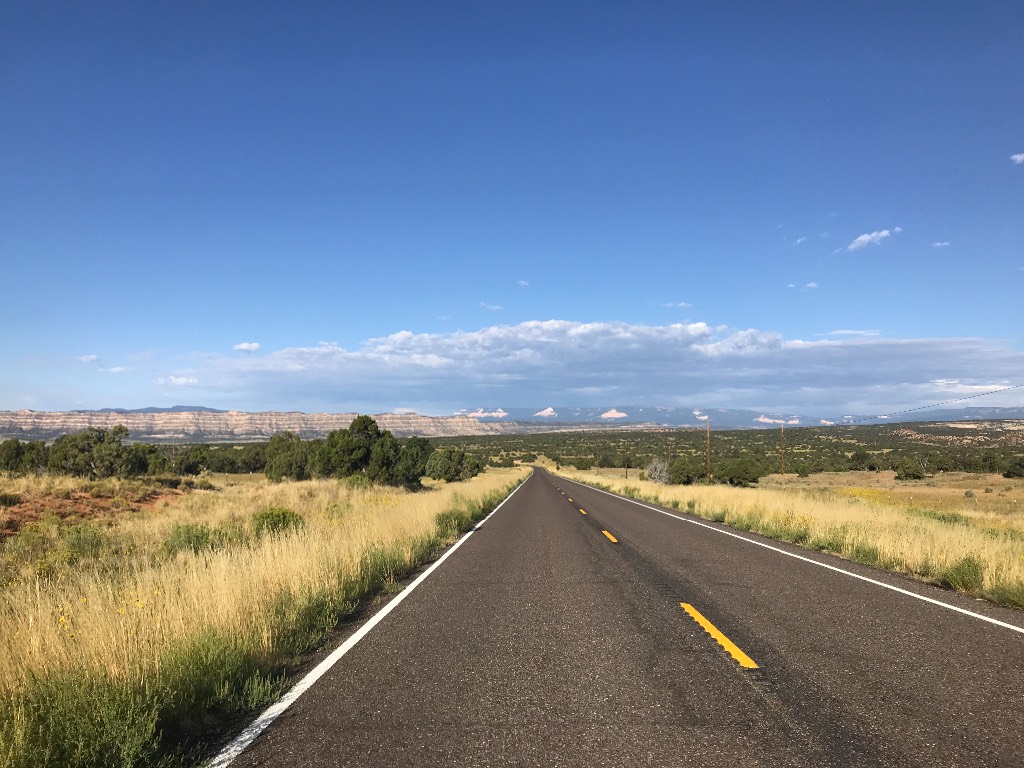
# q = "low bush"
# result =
<box><xmin>162</xmin><ymin>523</ymin><xmax>223</xmax><ymax>557</ymax></box>
<box><xmin>942</xmin><ymin>555</ymin><xmax>985</xmax><ymax>592</ymax></box>
<box><xmin>251</xmin><ymin>507</ymin><xmax>305</xmax><ymax>537</ymax></box>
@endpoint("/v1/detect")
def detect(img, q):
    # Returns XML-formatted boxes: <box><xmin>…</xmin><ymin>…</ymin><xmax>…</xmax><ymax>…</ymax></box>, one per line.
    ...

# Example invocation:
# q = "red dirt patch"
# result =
<box><xmin>0</xmin><ymin>489</ymin><xmax>180</xmax><ymax>535</ymax></box>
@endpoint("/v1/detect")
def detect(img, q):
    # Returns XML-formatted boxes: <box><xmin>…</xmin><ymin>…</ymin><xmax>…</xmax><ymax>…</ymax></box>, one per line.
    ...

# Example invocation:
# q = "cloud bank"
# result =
<box><xmin>146</xmin><ymin>319</ymin><xmax>1024</xmax><ymax>415</ymax></box>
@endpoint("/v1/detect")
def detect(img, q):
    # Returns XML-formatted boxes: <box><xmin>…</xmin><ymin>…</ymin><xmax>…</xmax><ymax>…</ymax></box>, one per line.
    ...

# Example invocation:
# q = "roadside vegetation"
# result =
<box><xmin>434</xmin><ymin>420</ymin><xmax>1024</xmax><ymax>483</ymax></box>
<box><xmin>2</xmin><ymin>417</ymin><xmax>1022</xmax><ymax>764</ymax></box>
<box><xmin>554</xmin><ymin>466</ymin><xmax>1024</xmax><ymax>609</ymax></box>
<box><xmin>0</xmin><ymin>415</ymin><xmax>484</xmax><ymax>487</ymax></box>
<box><xmin>0</xmin><ymin>443</ymin><xmax>526</xmax><ymax>766</ymax></box>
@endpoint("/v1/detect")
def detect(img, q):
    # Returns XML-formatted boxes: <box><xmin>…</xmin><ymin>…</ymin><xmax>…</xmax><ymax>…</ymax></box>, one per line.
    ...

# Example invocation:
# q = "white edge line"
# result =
<box><xmin>207</xmin><ymin>472</ymin><xmax>533</xmax><ymax>767</ymax></box>
<box><xmin>562</xmin><ymin>476</ymin><xmax>1024</xmax><ymax>636</ymax></box>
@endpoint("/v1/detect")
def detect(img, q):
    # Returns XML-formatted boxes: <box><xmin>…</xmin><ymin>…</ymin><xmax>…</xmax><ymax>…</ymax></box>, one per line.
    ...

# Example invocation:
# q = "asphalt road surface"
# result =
<box><xmin>219</xmin><ymin>468</ymin><xmax>1024</xmax><ymax>767</ymax></box>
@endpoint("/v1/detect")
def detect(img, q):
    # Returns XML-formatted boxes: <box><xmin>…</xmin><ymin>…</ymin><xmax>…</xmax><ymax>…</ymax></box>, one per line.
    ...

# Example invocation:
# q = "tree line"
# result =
<box><xmin>431</xmin><ymin>422</ymin><xmax>1024</xmax><ymax>486</ymax></box>
<box><xmin>0</xmin><ymin>416</ymin><xmax>484</xmax><ymax>487</ymax></box>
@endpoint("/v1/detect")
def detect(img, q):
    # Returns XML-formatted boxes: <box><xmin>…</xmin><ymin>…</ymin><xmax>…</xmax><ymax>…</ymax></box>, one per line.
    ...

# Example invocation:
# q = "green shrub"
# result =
<box><xmin>344</xmin><ymin>474</ymin><xmax>372</xmax><ymax>490</ymax></box>
<box><xmin>0</xmin><ymin>670</ymin><xmax>161</xmax><ymax>768</ymax></box>
<box><xmin>986</xmin><ymin>582</ymin><xmax>1024</xmax><ymax>610</ymax></box>
<box><xmin>849</xmin><ymin>541</ymin><xmax>881</xmax><ymax>566</ymax></box>
<box><xmin>0</xmin><ymin>492</ymin><xmax>21</xmax><ymax>507</ymax></box>
<box><xmin>911</xmin><ymin>508</ymin><xmax>971</xmax><ymax>526</ymax></box>
<box><xmin>61</xmin><ymin>523</ymin><xmax>107</xmax><ymax>563</ymax></box>
<box><xmin>942</xmin><ymin>555</ymin><xmax>985</xmax><ymax>592</ymax></box>
<box><xmin>251</xmin><ymin>507</ymin><xmax>305</xmax><ymax>537</ymax></box>
<box><xmin>162</xmin><ymin>523</ymin><xmax>222</xmax><ymax>557</ymax></box>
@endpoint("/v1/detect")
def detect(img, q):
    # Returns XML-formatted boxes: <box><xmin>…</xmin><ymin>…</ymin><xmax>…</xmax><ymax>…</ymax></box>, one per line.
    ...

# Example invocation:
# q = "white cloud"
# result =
<box><xmin>534</xmin><ymin>407</ymin><xmax>558</xmax><ymax>417</ymax></box>
<box><xmin>1011</xmin><ymin>153</ymin><xmax>1024</xmax><ymax>165</ymax></box>
<box><xmin>157</xmin><ymin>376</ymin><xmax>199</xmax><ymax>386</ymax></box>
<box><xmin>78</xmin><ymin>355</ymin><xmax>99</xmax><ymax>364</ymax></box>
<box><xmin>804</xmin><ymin>282</ymin><xmax>818</xmax><ymax>289</ymax></box>
<box><xmin>456</xmin><ymin>408</ymin><xmax>509</xmax><ymax>419</ymax></box>
<box><xmin>601</xmin><ymin>409</ymin><xmax>628</xmax><ymax>419</ymax></box>
<box><xmin>932</xmin><ymin>241</ymin><xmax>950</xmax><ymax>248</ymax></box>
<box><xmin>233</xmin><ymin>342</ymin><xmax>261</xmax><ymax>352</ymax></box>
<box><xmin>157</xmin><ymin>319</ymin><xmax>1024</xmax><ymax>415</ymax></box>
<box><xmin>795</xmin><ymin>236</ymin><xmax>808</xmax><ymax>245</ymax></box>
<box><xmin>755</xmin><ymin>415</ymin><xmax>800</xmax><ymax>425</ymax></box>
<box><xmin>820</xmin><ymin>419</ymin><xmax>835</xmax><ymax>426</ymax></box>
<box><xmin>846</xmin><ymin>228</ymin><xmax>901</xmax><ymax>251</ymax></box>
<box><xmin>787</xmin><ymin>283</ymin><xmax>796</xmax><ymax>289</ymax></box>
<box><xmin>480</xmin><ymin>302</ymin><xmax>503</xmax><ymax>311</ymax></box>
<box><xmin>517</xmin><ymin>280</ymin><xmax>529</xmax><ymax>287</ymax></box>
<box><xmin>661</xmin><ymin>301</ymin><xmax>693</xmax><ymax>308</ymax></box>
<box><xmin>928</xmin><ymin>378</ymin><xmax>1008</xmax><ymax>394</ymax></box>
<box><xmin>103</xmin><ymin>367</ymin><xmax>127</xmax><ymax>374</ymax></box>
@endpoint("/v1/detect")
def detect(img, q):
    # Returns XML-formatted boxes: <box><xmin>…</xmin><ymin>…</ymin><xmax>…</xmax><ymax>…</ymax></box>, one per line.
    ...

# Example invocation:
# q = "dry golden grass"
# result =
<box><xmin>557</xmin><ymin>468</ymin><xmax>1024</xmax><ymax>605</ymax></box>
<box><xmin>0</xmin><ymin>468</ymin><xmax>527</xmax><ymax>695</ymax></box>
<box><xmin>0</xmin><ymin>468</ymin><xmax>528</xmax><ymax>767</ymax></box>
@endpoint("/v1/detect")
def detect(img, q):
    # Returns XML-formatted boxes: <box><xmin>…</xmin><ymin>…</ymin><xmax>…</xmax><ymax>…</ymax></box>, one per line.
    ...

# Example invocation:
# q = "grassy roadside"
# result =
<box><xmin>552</xmin><ymin>468</ymin><xmax>1024</xmax><ymax>609</ymax></box>
<box><xmin>0</xmin><ymin>467</ymin><xmax>528</xmax><ymax>768</ymax></box>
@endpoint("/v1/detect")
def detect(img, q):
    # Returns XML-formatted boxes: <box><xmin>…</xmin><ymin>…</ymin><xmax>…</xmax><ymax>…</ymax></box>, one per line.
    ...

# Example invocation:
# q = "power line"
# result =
<box><xmin>832</xmin><ymin>382</ymin><xmax>1024</xmax><ymax>426</ymax></box>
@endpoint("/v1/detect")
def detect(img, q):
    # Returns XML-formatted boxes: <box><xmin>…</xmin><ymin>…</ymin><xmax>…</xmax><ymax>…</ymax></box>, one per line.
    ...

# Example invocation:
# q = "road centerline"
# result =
<box><xmin>681</xmin><ymin>602</ymin><xmax>760</xmax><ymax>669</ymax></box>
<box><xmin>561</xmin><ymin>476</ymin><xmax>1024</xmax><ymax>636</ymax></box>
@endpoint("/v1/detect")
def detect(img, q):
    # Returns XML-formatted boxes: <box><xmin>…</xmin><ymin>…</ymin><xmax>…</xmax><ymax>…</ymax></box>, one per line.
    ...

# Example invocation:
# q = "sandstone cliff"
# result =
<box><xmin>0</xmin><ymin>410</ymin><xmax>512</xmax><ymax>442</ymax></box>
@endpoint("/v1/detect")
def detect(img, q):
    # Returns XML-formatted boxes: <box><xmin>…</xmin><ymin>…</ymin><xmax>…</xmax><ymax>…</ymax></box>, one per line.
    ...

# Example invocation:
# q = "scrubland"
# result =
<box><xmin>0</xmin><ymin>468</ymin><xmax>527</xmax><ymax>768</ymax></box>
<box><xmin>555</xmin><ymin>468</ymin><xmax>1024</xmax><ymax>608</ymax></box>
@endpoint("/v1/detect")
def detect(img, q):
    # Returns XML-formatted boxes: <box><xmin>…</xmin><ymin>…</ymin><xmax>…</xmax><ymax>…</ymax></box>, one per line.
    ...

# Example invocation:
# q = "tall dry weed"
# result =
<box><xmin>0</xmin><ymin>468</ymin><xmax>528</xmax><ymax>767</ymax></box>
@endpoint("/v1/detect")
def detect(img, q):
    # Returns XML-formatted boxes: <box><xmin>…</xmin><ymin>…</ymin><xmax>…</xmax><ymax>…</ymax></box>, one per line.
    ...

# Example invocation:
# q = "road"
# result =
<box><xmin>218</xmin><ymin>467</ymin><xmax>1024</xmax><ymax>767</ymax></box>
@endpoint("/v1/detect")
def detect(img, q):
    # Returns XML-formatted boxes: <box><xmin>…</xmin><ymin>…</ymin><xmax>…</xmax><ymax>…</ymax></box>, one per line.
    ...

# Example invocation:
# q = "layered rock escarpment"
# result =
<box><xmin>0</xmin><ymin>410</ymin><xmax>511</xmax><ymax>442</ymax></box>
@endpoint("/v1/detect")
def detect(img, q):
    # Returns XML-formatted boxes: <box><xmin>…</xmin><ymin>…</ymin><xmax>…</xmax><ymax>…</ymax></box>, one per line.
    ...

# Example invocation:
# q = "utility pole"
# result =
<box><xmin>705</xmin><ymin>418</ymin><xmax>711</xmax><ymax>484</ymax></box>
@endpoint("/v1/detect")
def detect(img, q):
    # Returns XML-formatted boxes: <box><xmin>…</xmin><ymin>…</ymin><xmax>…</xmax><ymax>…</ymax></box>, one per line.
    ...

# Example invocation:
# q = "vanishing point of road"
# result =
<box><xmin>216</xmin><ymin>468</ymin><xmax>1023</xmax><ymax>767</ymax></box>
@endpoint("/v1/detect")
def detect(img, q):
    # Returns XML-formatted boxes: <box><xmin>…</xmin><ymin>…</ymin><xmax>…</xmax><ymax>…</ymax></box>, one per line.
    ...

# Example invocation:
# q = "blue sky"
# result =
<box><xmin>2</xmin><ymin>2</ymin><xmax>1022</xmax><ymax>418</ymax></box>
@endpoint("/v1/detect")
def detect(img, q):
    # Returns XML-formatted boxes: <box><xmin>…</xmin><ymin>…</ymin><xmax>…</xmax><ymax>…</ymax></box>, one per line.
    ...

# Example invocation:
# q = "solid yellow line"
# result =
<box><xmin>579</xmin><ymin>508</ymin><xmax>587</xmax><ymax>515</ymax></box>
<box><xmin>680</xmin><ymin>603</ymin><xmax>759</xmax><ymax>669</ymax></box>
<box><xmin>568</xmin><ymin>498</ymin><xmax>573</xmax><ymax>502</ymax></box>
<box><xmin>602</xmin><ymin>530</ymin><xmax>618</xmax><ymax>543</ymax></box>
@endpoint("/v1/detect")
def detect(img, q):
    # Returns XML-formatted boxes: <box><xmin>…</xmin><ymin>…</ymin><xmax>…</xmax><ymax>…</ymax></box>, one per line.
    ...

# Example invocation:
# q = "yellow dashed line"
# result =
<box><xmin>579</xmin><ymin>508</ymin><xmax>587</xmax><ymax>515</ymax></box>
<box><xmin>680</xmin><ymin>603</ymin><xmax>759</xmax><ymax>669</ymax></box>
<box><xmin>602</xmin><ymin>530</ymin><xmax>618</xmax><ymax>543</ymax></box>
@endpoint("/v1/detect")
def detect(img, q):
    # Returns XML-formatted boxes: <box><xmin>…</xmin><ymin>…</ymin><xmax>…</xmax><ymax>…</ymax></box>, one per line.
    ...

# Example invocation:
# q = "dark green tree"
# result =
<box><xmin>716</xmin><ymin>457</ymin><xmax>763</xmax><ymax>487</ymax></box>
<box><xmin>48</xmin><ymin>426</ymin><xmax>131</xmax><ymax>478</ymax></box>
<box><xmin>669</xmin><ymin>455</ymin><xmax>704</xmax><ymax>485</ymax></box>
<box><xmin>18</xmin><ymin>441</ymin><xmax>49</xmax><ymax>474</ymax></box>
<box><xmin>848</xmin><ymin>450</ymin><xmax>873</xmax><ymax>471</ymax></box>
<box><xmin>265</xmin><ymin>432</ymin><xmax>311</xmax><ymax>481</ymax></box>
<box><xmin>0</xmin><ymin>439</ymin><xmax>24</xmax><ymax>472</ymax></box>
<box><xmin>1002</xmin><ymin>457</ymin><xmax>1024</xmax><ymax>479</ymax></box>
<box><xmin>367</xmin><ymin>431</ymin><xmax>402</xmax><ymax>485</ymax></box>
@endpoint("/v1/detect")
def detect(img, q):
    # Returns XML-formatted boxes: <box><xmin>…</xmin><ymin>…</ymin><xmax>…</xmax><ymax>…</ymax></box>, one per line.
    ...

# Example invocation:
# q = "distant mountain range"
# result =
<box><xmin>454</xmin><ymin>405</ymin><xmax>1024</xmax><ymax>430</ymax></box>
<box><xmin>1</xmin><ymin>405</ymin><xmax>1022</xmax><ymax>443</ymax></box>
<box><xmin>93</xmin><ymin>405</ymin><xmax>228</xmax><ymax>414</ymax></box>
